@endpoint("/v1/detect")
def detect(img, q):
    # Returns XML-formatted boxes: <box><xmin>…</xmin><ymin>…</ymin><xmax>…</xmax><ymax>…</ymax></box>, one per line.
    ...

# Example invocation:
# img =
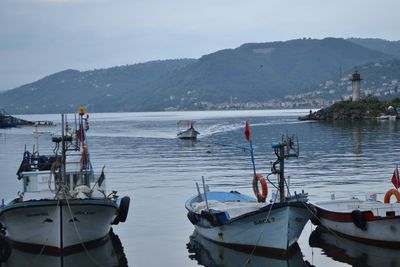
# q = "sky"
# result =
<box><xmin>0</xmin><ymin>0</ymin><xmax>399</xmax><ymax>91</ymax></box>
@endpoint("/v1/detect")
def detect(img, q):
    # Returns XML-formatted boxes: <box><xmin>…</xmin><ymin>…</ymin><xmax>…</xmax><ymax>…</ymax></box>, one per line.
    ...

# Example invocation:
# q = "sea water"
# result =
<box><xmin>1</xmin><ymin>109</ymin><xmax>400</xmax><ymax>267</ymax></box>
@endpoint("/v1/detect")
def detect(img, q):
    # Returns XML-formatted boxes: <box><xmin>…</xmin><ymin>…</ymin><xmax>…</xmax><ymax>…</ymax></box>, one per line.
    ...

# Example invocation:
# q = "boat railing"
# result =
<box><xmin>17</xmin><ymin>153</ymin><xmax>59</xmax><ymax>178</ymax></box>
<box><xmin>369</xmin><ymin>204</ymin><xmax>400</xmax><ymax>216</ymax></box>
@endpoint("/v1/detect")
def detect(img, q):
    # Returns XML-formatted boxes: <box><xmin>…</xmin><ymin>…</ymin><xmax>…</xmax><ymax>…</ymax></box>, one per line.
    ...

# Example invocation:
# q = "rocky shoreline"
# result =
<box><xmin>298</xmin><ymin>98</ymin><xmax>399</xmax><ymax>121</ymax></box>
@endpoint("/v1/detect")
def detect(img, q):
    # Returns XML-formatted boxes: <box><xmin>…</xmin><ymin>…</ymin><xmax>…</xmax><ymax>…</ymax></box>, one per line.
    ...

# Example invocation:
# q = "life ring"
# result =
<box><xmin>384</xmin><ymin>189</ymin><xmax>400</xmax><ymax>203</ymax></box>
<box><xmin>252</xmin><ymin>173</ymin><xmax>268</xmax><ymax>203</ymax></box>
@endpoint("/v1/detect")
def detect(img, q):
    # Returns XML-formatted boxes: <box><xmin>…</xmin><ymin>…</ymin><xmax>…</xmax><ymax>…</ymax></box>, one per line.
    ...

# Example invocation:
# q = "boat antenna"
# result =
<box><xmin>244</xmin><ymin>120</ymin><xmax>257</xmax><ymax>178</ymax></box>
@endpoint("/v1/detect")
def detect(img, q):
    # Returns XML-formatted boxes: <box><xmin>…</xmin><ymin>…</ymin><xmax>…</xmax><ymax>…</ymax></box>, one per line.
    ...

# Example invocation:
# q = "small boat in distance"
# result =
<box><xmin>177</xmin><ymin>120</ymin><xmax>199</xmax><ymax>140</ymax></box>
<box><xmin>0</xmin><ymin>107</ymin><xmax>130</xmax><ymax>254</ymax></box>
<box><xmin>185</xmin><ymin>122</ymin><xmax>311</xmax><ymax>256</ymax></box>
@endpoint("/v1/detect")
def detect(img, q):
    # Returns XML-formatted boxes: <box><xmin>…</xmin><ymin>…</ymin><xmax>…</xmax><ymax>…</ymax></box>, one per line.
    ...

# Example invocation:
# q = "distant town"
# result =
<box><xmin>173</xmin><ymin>69</ymin><xmax>400</xmax><ymax>111</ymax></box>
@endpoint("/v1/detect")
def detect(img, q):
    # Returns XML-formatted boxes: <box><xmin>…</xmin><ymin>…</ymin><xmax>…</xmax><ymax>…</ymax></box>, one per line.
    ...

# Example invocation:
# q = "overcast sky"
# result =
<box><xmin>1</xmin><ymin>0</ymin><xmax>399</xmax><ymax>91</ymax></box>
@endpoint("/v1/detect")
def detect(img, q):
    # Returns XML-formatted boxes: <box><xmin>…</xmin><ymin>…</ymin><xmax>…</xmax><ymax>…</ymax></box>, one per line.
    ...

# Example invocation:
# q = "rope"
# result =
<box><xmin>265</xmin><ymin>173</ymin><xmax>279</xmax><ymax>190</ymax></box>
<box><xmin>300</xmin><ymin>200</ymin><xmax>344</xmax><ymax>240</ymax></box>
<box><xmin>62</xmin><ymin>187</ymin><xmax>106</xmax><ymax>267</ymax></box>
<box><xmin>33</xmin><ymin>198</ymin><xmax>61</xmax><ymax>262</ymax></box>
<box><xmin>243</xmin><ymin>190</ymin><xmax>278</xmax><ymax>266</ymax></box>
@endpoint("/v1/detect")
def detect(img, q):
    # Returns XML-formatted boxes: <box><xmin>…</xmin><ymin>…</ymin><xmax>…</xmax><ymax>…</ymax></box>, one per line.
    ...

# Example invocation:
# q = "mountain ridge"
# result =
<box><xmin>0</xmin><ymin>37</ymin><xmax>398</xmax><ymax>114</ymax></box>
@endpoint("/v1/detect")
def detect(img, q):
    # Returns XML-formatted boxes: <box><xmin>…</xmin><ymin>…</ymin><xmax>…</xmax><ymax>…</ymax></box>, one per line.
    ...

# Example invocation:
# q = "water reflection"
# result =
<box><xmin>3</xmin><ymin>230</ymin><xmax>128</xmax><ymax>267</ymax></box>
<box><xmin>178</xmin><ymin>138</ymin><xmax>198</xmax><ymax>148</ymax></box>
<box><xmin>187</xmin><ymin>231</ymin><xmax>313</xmax><ymax>267</ymax></box>
<box><xmin>309</xmin><ymin>226</ymin><xmax>400</xmax><ymax>267</ymax></box>
<box><xmin>352</xmin><ymin>125</ymin><xmax>361</xmax><ymax>156</ymax></box>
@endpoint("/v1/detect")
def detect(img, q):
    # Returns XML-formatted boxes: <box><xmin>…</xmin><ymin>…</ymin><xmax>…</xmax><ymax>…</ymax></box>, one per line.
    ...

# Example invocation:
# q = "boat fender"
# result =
<box><xmin>187</xmin><ymin>212</ymin><xmax>199</xmax><ymax>225</ymax></box>
<box><xmin>384</xmin><ymin>189</ymin><xmax>400</xmax><ymax>203</ymax></box>
<box><xmin>200</xmin><ymin>211</ymin><xmax>220</xmax><ymax>226</ymax></box>
<box><xmin>113</xmin><ymin>196</ymin><xmax>130</xmax><ymax>225</ymax></box>
<box><xmin>252</xmin><ymin>173</ymin><xmax>268</xmax><ymax>203</ymax></box>
<box><xmin>351</xmin><ymin>210</ymin><xmax>367</xmax><ymax>231</ymax></box>
<box><xmin>0</xmin><ymin>234</ymin><xmax>11</xmax><ymax>263</ymax></box>
<box><xmin>0</xmin><ymin>223</ymin><xmax>5</xmax><ymax>235</ymax></box>
<box><xmin>309</xmin><ymin>205</ymin><xmax>320</xmax><ymax>226</ymax></box>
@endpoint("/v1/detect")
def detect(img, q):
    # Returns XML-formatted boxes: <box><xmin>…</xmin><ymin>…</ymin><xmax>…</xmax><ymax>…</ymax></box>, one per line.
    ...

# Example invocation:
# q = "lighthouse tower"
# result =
<box><xmin>351</xmin><ymin>68</ymin><xmax>362</xmax><ymax>102</ymax></box>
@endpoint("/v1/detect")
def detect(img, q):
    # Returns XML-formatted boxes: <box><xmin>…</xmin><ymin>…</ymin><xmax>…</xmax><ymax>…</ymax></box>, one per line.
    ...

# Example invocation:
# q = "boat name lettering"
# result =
<box><xmin>253</xmin><ymin>218</ymin><xmax>274</xmax><ymax>225</ymax></box>
<box><xmin>74</xmin><ymin>211</ymin><xmax>95</xmax><ymax>215</ymax></box>
<box><xmin>26</xmin><ymin>212</ymin><xmax>49</xmax><ymax>217</ymax></box>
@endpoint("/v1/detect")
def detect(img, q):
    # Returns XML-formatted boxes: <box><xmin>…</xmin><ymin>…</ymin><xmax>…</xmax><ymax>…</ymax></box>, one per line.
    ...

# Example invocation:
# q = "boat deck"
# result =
<box><xmin>315</xmin><ymin>198</ymin><xmax>400</xmax><ymax>217</ymax></box>
<box><xmin>191</xmin><ymin>200</ymin><xmax>266</xmax><ymax>219</ymax></box>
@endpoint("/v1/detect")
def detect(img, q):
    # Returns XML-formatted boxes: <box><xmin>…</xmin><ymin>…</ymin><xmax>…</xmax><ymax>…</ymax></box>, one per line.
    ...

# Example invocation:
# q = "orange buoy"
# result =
<box><xmin>252</xmin><ymin>173</ymin><xmax>268</xmax><ymax>203</ymax></box>
<box><xmin>384</xmin><ymin>189</ymin><xmax>400</xmax><ymax>203</ymax></box>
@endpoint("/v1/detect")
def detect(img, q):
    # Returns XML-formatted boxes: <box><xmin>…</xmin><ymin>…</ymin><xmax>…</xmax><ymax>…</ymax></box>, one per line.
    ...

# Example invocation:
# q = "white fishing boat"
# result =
<box><xmin>185</xmin><ymin>124</ymin><xmax>311</xmax><ymax>256</ymax></box>
<box><xmin>177</xmin><ymin>120</ymin><xmax>199</xmax><ymax>140</ymax></box>
<box><xmin>311</xmin><ymin>193</ymin><xmax>400</xmax><ymax>247</ymax></box>
<box><xmin>310</xmin><ymin>166</ymin><xmax>400</xmax><ymax>248</ymax></box>
<box><xmin>0</xmin><ymin>108</ymin><xmax>130</xmax><ymax>254</ymax></box>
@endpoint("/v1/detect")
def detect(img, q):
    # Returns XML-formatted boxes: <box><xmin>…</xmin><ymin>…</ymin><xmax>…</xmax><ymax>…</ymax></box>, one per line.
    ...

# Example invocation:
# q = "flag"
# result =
<box><xmin>98</xmin><ymin>166</ymin><xmax>106</xmax><ymax>187</ymax></box>
<box><xmin>392</xmin><ymin>167</ymin><xmax>400</xmax><ymax>189</ymax></box>
<box><xmin>367</xmin><ymin>193</ymin><xmax>377</xmax><ymax>201</ymax></box>
<box><xmin>244</xmin><ymin>120</ymin><xmax>251</xmax><ymax>141</ymax></box>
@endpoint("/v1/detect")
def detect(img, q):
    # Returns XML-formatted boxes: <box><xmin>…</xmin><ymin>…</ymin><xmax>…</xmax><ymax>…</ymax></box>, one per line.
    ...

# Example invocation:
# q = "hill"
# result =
<box><xmin>0</xmin><ymin>38</ymin><xmax>392</xmax><ymax>113</ymax></box>
<box><xmin>285</xmin><ymin>59</ymin><xmax>400</xmax><ymax>107</ymax></box>
<box><xmin>0</xmin><ymin>59</ymin><xmax>196</xmax><ymax>113</ymax></box>
<box><xmin>347</xmin><ymin>38</ymin><xmax>400</xmax><ymax>58</ymax></box>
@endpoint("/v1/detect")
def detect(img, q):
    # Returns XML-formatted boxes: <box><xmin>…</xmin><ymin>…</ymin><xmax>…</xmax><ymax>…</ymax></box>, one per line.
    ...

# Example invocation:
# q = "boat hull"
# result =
<box><xmin>314</xmin><ymin>204</ymin><xmax>400</xmax><ymax>248</ymax></box>
<box><xmin>177</xmin><ymin>129</ymin><xmax>199</xmax><ymax>139</ymax></box>
<box><xmin>193</xmin><ymin>202</ymin><xmax>310</xmax><ymax>256</ymax></box>
<box><xmin>0</xmin><ymin>199</ymin><xmax>118</xmax><ymax>254</ymax></box>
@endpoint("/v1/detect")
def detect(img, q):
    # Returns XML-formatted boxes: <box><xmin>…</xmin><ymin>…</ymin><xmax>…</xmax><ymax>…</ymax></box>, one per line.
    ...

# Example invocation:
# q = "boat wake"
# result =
<box><xmin>200</xmin><ymin>119</ymin><xmax>301</xmax><ymax>138</ymax></box>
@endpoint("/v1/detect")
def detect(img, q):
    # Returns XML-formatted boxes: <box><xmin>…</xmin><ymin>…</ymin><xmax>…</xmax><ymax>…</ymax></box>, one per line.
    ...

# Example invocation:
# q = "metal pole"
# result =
<box><xmin>34</xmin><ymin>125</ymin><xmax>40</xmax><ymax>155</ymax></box>
<box><xmin>202</xmin><ymin>176</ymin><xmax>209</xmax><ymax>211</ymax></box>
<box><xmin>61</xmin><ymin>114</ymin><xmax>66</xmax><ymax>185</ymax></box>
<box><xmin>196</xmin><ymin>182</ymin><xmax>201</xmax><ymax>198</ymax></box>
<box><xmin>249</xmin><ymin>140</ymin><xmax>257</xmax><ymax>178</ymax></box>
<box><xmin>279</xmin><ymin>144</ymin><xmax>285</xmax><ymax>203</ymax></box>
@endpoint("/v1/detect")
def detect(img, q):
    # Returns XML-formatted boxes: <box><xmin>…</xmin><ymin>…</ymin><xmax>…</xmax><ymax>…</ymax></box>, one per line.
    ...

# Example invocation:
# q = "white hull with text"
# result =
<box><xmin>0</xmin><ymin>108</ymin><xmax>130</xmax><ymax>254</ymax></box>
<box><xmin>185</xmin><ymin>130</ymin><xmax>311</xmax><ymax>256</ymax></box>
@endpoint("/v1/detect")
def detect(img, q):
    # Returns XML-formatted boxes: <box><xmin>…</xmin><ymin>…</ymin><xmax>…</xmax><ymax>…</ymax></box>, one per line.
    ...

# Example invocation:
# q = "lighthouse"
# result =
<box><xmin>351</xmin><ymin>68</ymin><xmax>362</xmax><ymax>101</ymax></box>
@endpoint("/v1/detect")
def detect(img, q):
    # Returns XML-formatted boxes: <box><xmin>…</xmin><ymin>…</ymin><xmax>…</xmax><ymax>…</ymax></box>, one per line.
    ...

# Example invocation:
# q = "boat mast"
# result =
<box><xmin>278</xmin><ymin>143</ymin><xmax>285</xmax><ymax>203</ymax></box>
<box><xmin>272</xmin><ymin>136</ymin><xmax>299</xmax><ymax>203</ymax></box>
<box><xmin>34</xmin><ymin>125</ymin><xmax>40</xmax><ymax>155</ymax></box>
<box><xmin>61</xmin><ymin>114</ymin><xmax>67</xmax><ymax>186</ymax></box>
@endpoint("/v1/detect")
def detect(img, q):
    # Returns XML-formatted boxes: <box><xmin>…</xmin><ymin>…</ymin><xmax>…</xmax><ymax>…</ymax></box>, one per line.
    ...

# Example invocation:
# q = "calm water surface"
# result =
<box><xmin>1</xmin><ymin>109</ymin><xmax>400</xmax><ymax>267</ymax></box>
